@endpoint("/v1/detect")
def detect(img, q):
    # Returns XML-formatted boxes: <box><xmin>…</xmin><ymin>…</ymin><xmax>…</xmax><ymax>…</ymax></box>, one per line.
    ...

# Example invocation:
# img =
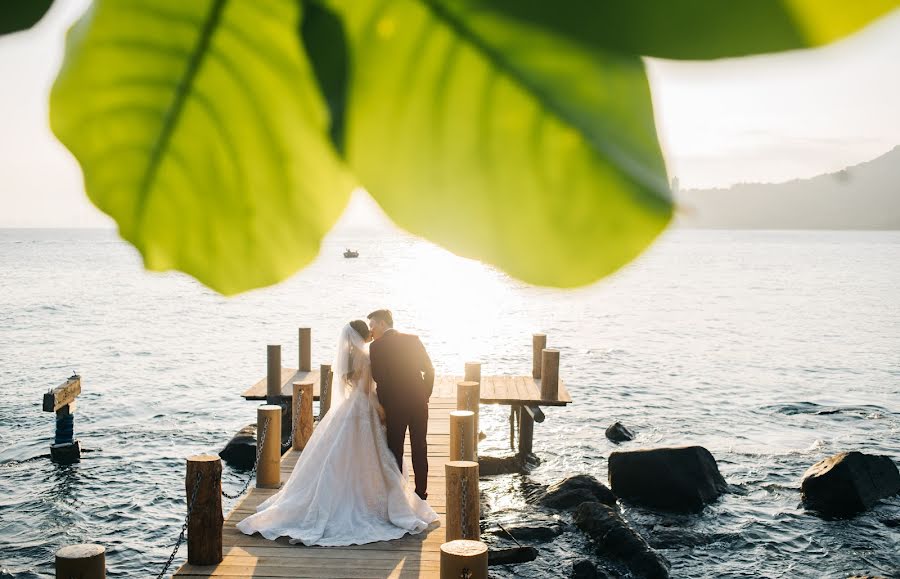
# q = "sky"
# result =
<box><xmin>0</xmin><ymin>2</ymin><xmax>898</xmax><ymax>228</ymax></box>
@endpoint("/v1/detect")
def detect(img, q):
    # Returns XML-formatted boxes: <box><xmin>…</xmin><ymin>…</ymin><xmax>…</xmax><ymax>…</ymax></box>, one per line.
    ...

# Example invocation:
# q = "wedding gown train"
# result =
<box><xmin>236</xmin><ymin>326</ymin><xmax>438</xmax><ymax>546</ymax></box>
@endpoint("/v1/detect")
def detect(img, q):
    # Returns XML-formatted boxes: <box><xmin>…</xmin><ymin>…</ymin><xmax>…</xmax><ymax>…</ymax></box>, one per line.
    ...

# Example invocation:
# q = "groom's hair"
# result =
<box><xmin>367</xmin><ymin>309</ymin><xmax>393</xmax><ymax>328</ymax></box>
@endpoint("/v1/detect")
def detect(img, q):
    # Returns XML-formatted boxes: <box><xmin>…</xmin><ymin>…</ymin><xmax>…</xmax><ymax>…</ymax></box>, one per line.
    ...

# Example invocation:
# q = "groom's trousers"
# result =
<box><xmin>385</xmin><ymin>402</ymin><xmax>429</xmax><ymax>499</ymax></box>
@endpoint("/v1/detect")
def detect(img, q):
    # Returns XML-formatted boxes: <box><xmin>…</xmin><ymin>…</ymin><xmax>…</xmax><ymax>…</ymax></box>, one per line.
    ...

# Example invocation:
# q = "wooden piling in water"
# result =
<box><xmin>185</xmin><ymin>455</ymin><xmax>222</xmax><ymax>565</ymax></box>
<box><xmin>540</xmin><ymin>348</ymin><xmax>560</xmax><ymax>401</ymax></box>
<box><xmin>55</xmin><ymin>544</ymin><xmax>105</xmax><ymax>578</ymax></box>
<box><xmin>532</xmin><ymin>333</ymin><xmax>547</xmax><ymax>379</ymax></box>
<box><xmin>266</xmin><ymin>345</ymin><xmax>281</xmax><ymax>404</ymax></box>
<box><xmin>319</xmin><ymin>364</ymin><xmax>333</xmax><ymax>419</ymax></box>
<box><xmin>298</xmin><ymin>328</ymin><xmax>311</xmax><ymax>372</ymax></box>
<box><xmin>292</xmin><ymin>381</ymin><xmax>313</xmax><ymax>450</ymax></box>
<box><xmin>449</xmin><ymin>410</ymin><xmax>475</xmax><ymax>462</ymax></box>
<box><xmin>445</xmin><ymin>460</ymin><xmax>479</xmax><ymax>541</ymax></box>
<box><xmin>456</xmin><ymin>381</ymin><xmax>480</xmax><ymax>454</ymax></box>
<box><xmin>440</xmin><ymin>540</ymin><xmax>488</xmax><ymax>579</ymax></box>
<box><xmin>518</xmin><ymin>406</ymin><xmax>534</xmax><ymax>458</ymax></box>
<box><xmin>256</xmin><ymin>405</ymin><xmax>281</xmax><ymax>489</ymax></box>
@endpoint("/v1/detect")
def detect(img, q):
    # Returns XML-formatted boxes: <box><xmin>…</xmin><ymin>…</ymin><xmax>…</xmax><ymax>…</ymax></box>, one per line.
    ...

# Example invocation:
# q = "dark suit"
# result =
<box><xmin>369</xmin><ymin>329</ymin><xmax>434</xmax><ymax>499</ymax></box>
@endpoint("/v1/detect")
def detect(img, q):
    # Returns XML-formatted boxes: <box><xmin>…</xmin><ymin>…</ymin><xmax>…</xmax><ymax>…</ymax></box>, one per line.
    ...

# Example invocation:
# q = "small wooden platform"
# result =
<box><xmin>243</xmin><ymin>370</ymin><xmax>571</xmax><ymax>406</ymax></box>
<box><xmin>174</xmin><ymin>398</ymin><xmax>456</xmax><ymax>579</ymax></box>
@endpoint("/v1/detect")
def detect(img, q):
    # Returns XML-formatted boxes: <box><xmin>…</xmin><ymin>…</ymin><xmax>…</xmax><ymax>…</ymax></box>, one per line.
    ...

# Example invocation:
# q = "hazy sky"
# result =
<box><xmin>0</xmin><ymin>2</ymin><xmax>898</xmax><ymax>228</ymax></box>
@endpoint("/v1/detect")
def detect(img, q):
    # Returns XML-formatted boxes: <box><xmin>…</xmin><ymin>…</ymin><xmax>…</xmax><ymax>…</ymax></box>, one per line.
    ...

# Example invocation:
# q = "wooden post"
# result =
<box><xmin>55</xmin><ymin>544</ymin><xmax>105</xmax><ymax>578</ymax></box>
<box><xmin>449</xmin><ymin>410</ymin><xmax>475</xmax><ymax>462</ymax></box>
<box><xmin>319</xmin><ymin>364</ymin><xmax>333</xmax><ymax>419</ymax></box>
<box><xmin>298</xmin><ymin>327</ymin><xmax>311</xmax><ymax>372</ymax></box>
<box><xmin>456</xmin><ymin>381</ymin><xmax>480</xmax><ymax>454</ymax></box>
<box><xmin>445</xmin><ymin>461</ymin><xmax>479</xmax><ymax>541</ymax></box>
<box><xmin>518</xmin><ymin>406</ymin><xmax>534</xmax><ymax>458</ymax></box>
<box><xmin>292</xmin><ymin>381</ymin><xmax>314</xmax><ymax>450</ymax></box>
<box><xmin>185</xmin><ymin>455</ymin><xmax>223</xmax><ymax>565</ymax></box>
<box><xmin>44</xmin><ymin>375</ymin><xmax>83</xmax><ymax>463</ymax></box>
<box><xmin>266</xmin><ymin>344</ymin><xmax>282</xmax><ymax>404</ymax></box>
<box><xmin>540</xmin><ymin>348</ymin><xmax>560</xmax><ymax>401</ymax></box>
<box><xmin>532</xmin><ymin>333</ymin><xmax>547</xmax><ymax>379</ymax></box>
<box><xmin>464</xmin><ymin>361</ymin><xmax>481</xmax><ymax>385</ymax></box>
<box><xmin>256</xmin><ymin>405</ymin><xmax>282</xmax><ymax>489</ymax></box>
<box><xmin>440</xmin><ymin>540</ymin><xmax>488</xmax><ymax>579</ymax></box>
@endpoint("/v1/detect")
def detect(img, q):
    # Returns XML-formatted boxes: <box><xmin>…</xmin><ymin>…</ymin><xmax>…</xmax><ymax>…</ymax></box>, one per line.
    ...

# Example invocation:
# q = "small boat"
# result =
<box><xmin>343</xmin><ymin>249</ymin><xmax>359</xmax><ymax>258</ymax></box>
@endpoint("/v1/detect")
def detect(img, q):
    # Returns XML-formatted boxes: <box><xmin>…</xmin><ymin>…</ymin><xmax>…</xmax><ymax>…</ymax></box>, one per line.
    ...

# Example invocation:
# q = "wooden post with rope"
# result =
<box><xmin>298</xmin><ymin>327</ymin><xmax>311</xmax><ymax>372</ymax></box>
<box><xmin>440</xmin><ymin>540</ymin><xmax>488</xmax><ymax>579</ymax></box>
<box><xmin>445</xmin><ymin>460</ymin><xmax>479</xmax><ymax>541</ymax></box>
<box><xmin>55</xmin><ymin>544</ymin><xmax>105</xmax><ymax>578</ymax></box>
<box><xmin>256</xmin><ymin>405</ymin><xmax>281</xmax><ymax>489</ymax></box>
<box><xmin>449</xmin><ymin>410</ymin><xmax>475</xmax><ymax>462</ymax></box>
<box><xmin>319</xmin><ymin>364</ymin><xmax>333</xmax><ymax>419</ymax></box>
<box><xmin>185</xmin><ymin>455</ymin><xmax>222</xmax><ymax>565</ymax></box>
<box><xmin>456</xmin><ymin>381</ymin><xmax>480</xmax><ymax>455</ymax></box>
<box><xmin>266</xmin><ymin>345</ymin><xmax>281</xmax><ymax>404</ymax></box>
<box><xmin>292</xmin><ymin>381</ymin><xmax>314</xmax><ymax>450</ymax></box>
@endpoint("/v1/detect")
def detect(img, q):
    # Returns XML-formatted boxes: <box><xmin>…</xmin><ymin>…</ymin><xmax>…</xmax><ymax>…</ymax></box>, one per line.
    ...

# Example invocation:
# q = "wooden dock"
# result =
<box><xmin>174</xmin><ymin>397</ymin><xmax>456</xmax><ymax>578</ymax></box>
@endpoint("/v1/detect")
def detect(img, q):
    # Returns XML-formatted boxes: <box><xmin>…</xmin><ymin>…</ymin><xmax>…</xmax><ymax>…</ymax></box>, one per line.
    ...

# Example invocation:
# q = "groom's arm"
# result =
<box><xmin>414</xmin><ymin>337</ymin><xmax>435</xmax><ymax>399</ymax></box>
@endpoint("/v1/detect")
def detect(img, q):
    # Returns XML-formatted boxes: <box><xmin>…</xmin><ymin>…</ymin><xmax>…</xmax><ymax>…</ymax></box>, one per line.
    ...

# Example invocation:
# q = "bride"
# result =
<box><xmin>236</xmin><ymin>320</ymin><xmax>438</xmax><ymax>546</ymax></box>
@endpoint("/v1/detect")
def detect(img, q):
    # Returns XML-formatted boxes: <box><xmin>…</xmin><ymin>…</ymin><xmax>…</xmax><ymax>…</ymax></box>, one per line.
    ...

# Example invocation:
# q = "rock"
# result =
<box><xmin>488</xmin><ymin>514</ymin><xmax>568</xmax><ymax>542</ymax></box>
<box><xmin>608</xmin><ymin>446</ymin><xmax>728</xmax><ymax>512</ymax></box>
<box><xmin>488</xmin><ymin>546</ymin><xmax>538</xmax><ymax>566</ymax></box>
<box><xmin>219</xmin><ymin>423</ymin><xmax>257</xmax><ymax>469</ymax></box>
<box><xmin>605</xmin><ymin>422</ymin><xmax>635</xmax><ymax>443</ymax></box>
<box><xmin>801</xmin><ymin>451</ymin><xmax>900</xmax><ymax>516</ymax></box>
<box><xmin>537</xmin><ymin>474</ymin><xmax>618</xmax><ymax>511</ymax></box>
<box><xmin>479</xmin><ymin>455</ymin><xmax>525</xmax><ymax>476</ymax></box>
<box><xmin>572</xmin><ymin>559</ymin><xmax>608</xmax><ymax>579</ymax></box>
<box><xmin>575</xmin><ymin>502</ymin><xmax>670</xmax><ymax>579</ymax></box>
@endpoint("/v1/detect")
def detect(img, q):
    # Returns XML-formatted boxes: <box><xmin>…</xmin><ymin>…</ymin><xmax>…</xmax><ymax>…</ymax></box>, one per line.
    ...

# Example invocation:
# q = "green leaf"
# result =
<box><xmin>50</xmin><ymin>0</ymin><xmax>353</xmax><ymax>295</ymax></box>
<box><xmin>435</xmin><ymin>1</ymin><xmax>900</xmax><ymax>61</ymax></box>
<box><xmin>1</xmin><ymin>0</ymin><xmax>54</xmax><ymax>35</ymax></box>
<box><xmin>328</xmin><ymin>0</ymin><xmax>672</xmax><ymax>287</ymax></box>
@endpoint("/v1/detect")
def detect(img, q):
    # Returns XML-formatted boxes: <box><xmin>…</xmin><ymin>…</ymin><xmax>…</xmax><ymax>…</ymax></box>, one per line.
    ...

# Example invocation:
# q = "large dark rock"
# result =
<box><xmin>605</xmin><ymin>422</ymin><xmax>635</xmax><ymax>443</ymax></box>
<box><xmin>488</xmin><ymin>546</ymin><xmax>538</xmax><ymax>566</ymax></box>
<box><xmin>488</xmin><ymin>514</ymin><xmax>568</xmax><ymax>542</ymax></box>
<box><xmin>801</xmin><ymin>451</ymin><xmax>900</xmax><ymax>516</ymax></box>
<box><xmin>479</xmin><ymin>455</ymin><xmax>526</xmax><ymax>476</ymax></box>
<box><xmin>575</xmin><ymin>502</ymin><xmax>669</xmax><ymax>579</ymax></box>
<box><xmin>572</xmin><ymin>559</ymin><xmax>609</xmax><ymax>579</ymax></box>
<box><xmin>608</xmin><ymin>446</ymin><xmax>727</xmax><ymax>512</ymax></box>
<box><xmin>219</xmin><ymin>423</ymin><xmax>257</xmax><ymax>469</ymax></box>
<box><xmin>533</xmin><ymin>474</ymin><xmax>617</xmax><ymax>511</ymax></box>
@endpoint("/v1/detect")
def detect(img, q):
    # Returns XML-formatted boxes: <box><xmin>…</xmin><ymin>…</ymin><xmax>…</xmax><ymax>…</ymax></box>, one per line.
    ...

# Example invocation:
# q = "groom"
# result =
<box><xmin>367</xmin><ymin>309</ymin><xmax>435</xmax><ymax>500</ymax></box>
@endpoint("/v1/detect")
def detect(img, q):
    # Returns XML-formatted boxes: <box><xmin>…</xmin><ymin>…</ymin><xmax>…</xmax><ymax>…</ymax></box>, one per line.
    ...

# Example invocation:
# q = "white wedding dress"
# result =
<box><xmin>236</xmin><ymin>324</ymin><xmax>438</xmax><ymax>546</ymax></box>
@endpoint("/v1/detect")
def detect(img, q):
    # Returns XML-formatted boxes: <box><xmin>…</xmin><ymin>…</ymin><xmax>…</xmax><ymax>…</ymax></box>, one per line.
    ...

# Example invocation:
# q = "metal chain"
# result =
<box><xmin>285</xmin><ymin>391</ymin><xmax>300</xmax><ymax>448</ymax></box>
<box><xmin>460</xmin><ymin>474</ymin><xmax>469</xmax><ymax>539</ymax></box>
<box><xmin>155</xmin><ymin>471</ymin><xmax>202</xmax><ymax>579</ymax></box>
<box><xmin>222</xmin><ymin>416</ymin><xmax>270</xmax><ymax>500</ymax></box>
<box><xmin>460</xmin><ymin>569</ymin><xmax>473</xmax><ymax>579</ymax></box>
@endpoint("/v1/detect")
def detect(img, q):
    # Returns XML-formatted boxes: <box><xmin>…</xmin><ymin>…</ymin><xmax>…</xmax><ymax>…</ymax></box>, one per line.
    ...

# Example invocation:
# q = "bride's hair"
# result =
<box><xmin>349</xmin><ymin>319</ymin><xmax>370</xmax><ymax>341</ymax></box>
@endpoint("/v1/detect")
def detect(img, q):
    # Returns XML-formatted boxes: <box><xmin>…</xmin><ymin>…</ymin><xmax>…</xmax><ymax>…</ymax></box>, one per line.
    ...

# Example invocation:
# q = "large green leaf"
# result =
<box><xmin>438</xmin><ymin>1</ymin><xmax>900</xmax><ymax>60</ymax></box>
<box><xmin>0</xmin><ymin>0</ymin><xmax>54</xmax><ymax>35</ymax></box>
<box><xmin>330</xmin><ymin>0</ymin><xmax>672</xmax><ymax>287</ymax></box>
<box><xmin>50</xmin><ymin>0</ymin><xmax>352</xmax><ymax>295</ymax></box>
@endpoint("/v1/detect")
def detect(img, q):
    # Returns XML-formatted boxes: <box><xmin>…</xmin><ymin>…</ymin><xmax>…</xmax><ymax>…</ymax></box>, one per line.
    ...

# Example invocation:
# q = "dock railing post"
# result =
<box><xmin>464</xmin><ymin>361</ymin><xmax>481</xmax><ymax>385</ymax></box>
<box><xmin>298</xmin><ymin>328</ymin><xmax>311</xmax><ymax>372</ymax></box>
<box><xmin>456</xmin><ymin>381</ymin><xmax>480</xmax><ymax>455</ymax></box>
<box><xmin>266</xmin><ymin>345</ymin><xmax>282</xmax><ymax>404</ymax></box>
<box><xmin>540</xmin><ymin>348</ymin><xmax>560</xmax><ymax>401</ymax></box>
<box><xmin>55</xmin><ymin>544</ymin><xmax>105</xmax><ymax>578</ymax></box>
<box><xmin>532</xmin><ymin>333</ymin><xmax>547</xmax><ymax>379</ymax></box>
<box><xmin>256</xmin><ymin>405</ymin><xmax>282</xmax><ymax>489</ymax></box>
<box><xmin>292</xmin><ymin>381</ymin><xmax>314</xmax><ymax>450</ymax></box>
<box><xmin>185</xmin><ymin>455</ymin><xmax>223</xmax><ymax>565</ymax></box>
<box><xmin>449</xmin><ymin>410</ymin><xmax>475</xmax><ymax>462</ymax></box>
<box><xmin>440</xmin><ymin>540</ymin><xmax>488</xmax><ymax>579</ymax></box>
<box><xmin>445</xmin><ymin>460</ymin><xmax>479</xmax><ymax>541</ymax></box>
<box><xmin>319</xmin><ymin>364</ymin><xmax>333</xmax><ymax>419</ymax></box>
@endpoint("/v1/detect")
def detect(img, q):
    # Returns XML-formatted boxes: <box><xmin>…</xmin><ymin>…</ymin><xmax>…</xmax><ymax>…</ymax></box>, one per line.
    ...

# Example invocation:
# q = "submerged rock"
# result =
<box><xmin>488</xmin><ymin>514</ymin><xmax>569</xmax><ymax>542</ymax></box>
<box><xmin>219</xmin><ymin>423</ymin><xmax>257</xmax><ymax>469</ymax></box>
<box><xmin>479</xmin><ymin>455</ymin><xmax>526</xmax><ymax>476</ymax></box>
<box><xmin>488</xmin><ymin>546</ymin><xmax>538</xmax><ymax>566</ymax></box>
<box><xmin>572</xmin><ymin>559</ymin><xmax>608</xmax><ymax>579</ymax></box>
<box><xmin>532</xmin><ymin>474</ymin><xmax>617</xmax><ymax>511</ymax></box>
<box><xmin>801</xmin><ymin>451</ymin><xmax>900</xmax><ymax>516</ymax></box>
<box><xmin>608</xmin><ymin>446</ymin><xmax>727</xmax><ymax>513</ymax></box>
<box><xmin>605</xmin><ymin>422</ymin><xmax>635</xmax><ymax>443</ymax></box>
<box><xmin>575</xmin><ymin>501</ymin><xmax>669</xmax><ymax>579</ymax></box>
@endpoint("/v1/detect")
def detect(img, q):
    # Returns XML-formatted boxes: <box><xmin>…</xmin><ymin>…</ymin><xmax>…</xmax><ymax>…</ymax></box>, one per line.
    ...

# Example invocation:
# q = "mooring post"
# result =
<box><xmin>55</xmin><ymin>544</ymin><xmax>105</xmax><ymax>578</ymax></box>
<box><xmin>292</xmin><ymin>381</ymin><xmax>314</xmax><ymax>450</ymax></box>
<box><xmin>449</xmin><ymin>410</ymin><xmax>475</xmax><ymax>462</ymax></box>
<box><xmin>464</xmin><ymin>361</ymin><xmax>481</xmax><ymax>385</ymax></box>
<box><xmin>440</xmin><ymin>539</ymin><xmax>488</xmax><ymax>579</ymax></box>
<box><xmin>185</xmin><ymin>455</ymin><xmax>223</xmax><ymax>565</ymax></box>
<box><xmin>266</xmin><ymin>344</ymin><xmax>282</xmax><ymax>404</ymax></box>
<box><xmin>256</xmin><ymin>405</ymin><xmax>282</xmax><ymax>489</ymax></box>
<box><xmin>540</xmin><ymin>348</ymin><xmax>560</xmax><ymax>401</ymax></box>
<box><xmin>518</xmin><ymin>406</ymin><xmax>534</xmax><ymax>459</ymax></box>
<box><xmin>298</xmin><ymin>327</ymin><xmax>311</xmax><ymax>372</ymax></box>
<box><xmin>43</xmin><ymin>374</ymin><xmax>83</xmax><ymax>464</ymax></box>
<box><xmin>532</xmin><ymin>333</ymin><xmax>547</xmax><ymax>379</ymax></box>
<box><xmin>446</xmin><ymin>460</ymin><xmax>479</xmax><ymax>541</ymax></box>
<box><xmin>456</xmin><ymin>381</ymin><xmax>480</xmax><ymax>455</ymax></box>
<box><xmin>319</xmin><ymin>364</ymin><xmax>333</xmax><ymax>419</ymax></box>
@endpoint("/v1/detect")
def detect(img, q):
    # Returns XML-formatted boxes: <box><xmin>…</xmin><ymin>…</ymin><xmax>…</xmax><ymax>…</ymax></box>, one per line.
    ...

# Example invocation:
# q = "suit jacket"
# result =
<box><xmin>370</xmin><ymin>330</ymin><xmax>434</xmax><ymax>410</ymax></box>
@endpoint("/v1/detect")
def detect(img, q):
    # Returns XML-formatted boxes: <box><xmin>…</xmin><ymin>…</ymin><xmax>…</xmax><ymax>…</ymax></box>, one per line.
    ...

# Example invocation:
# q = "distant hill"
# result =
<box><xmin>676</xmin><ymin>146</ymin><xmax>900</xmax><ymax>229</ymax></box>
